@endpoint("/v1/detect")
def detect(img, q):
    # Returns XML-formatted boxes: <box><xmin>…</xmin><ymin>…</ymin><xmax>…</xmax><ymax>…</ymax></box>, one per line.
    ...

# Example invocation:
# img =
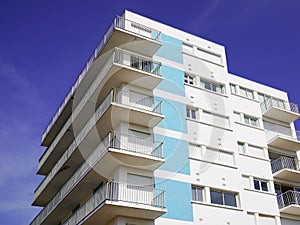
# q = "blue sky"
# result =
<box><xmin>1</xmin><ymin>1</ymin><xmax>300</xmax><ymax>224</ymax></box>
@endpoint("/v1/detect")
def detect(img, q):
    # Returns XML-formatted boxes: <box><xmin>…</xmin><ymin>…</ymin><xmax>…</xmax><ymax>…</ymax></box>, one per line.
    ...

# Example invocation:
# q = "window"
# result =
<box><xmin>244</xmin><ymin>115</ymin><xmax>258</xmax><ymax>127</ymax></box>
<box><xmin>254</xmin><ymin>179</ymin><xmax>268</xmax><ymax>192</ymax></box>
<box><xmin>230</xmin><ymin>84</ymin><xmax>237</xmax><ymax>94</ymax></box>
<box><xmin>184</xmin><ymin>74</ymin><xmax>195</xmax><ymax>85</ymax></box>
<box><xmin>239</xmin><ymin>87</ymin><xmax>254</xmax><ymax>99</ymax></box>
<box><xmin>186</xmin><ymin>107</ymin><xmax>197</xmax><ymax>119</ymax></box>
<box><xmin>192</xmin><ymin>186</ymin><xmax>203</xmax><ymax>202</ymax></box>
<box><xmin>210</xmin><ymin>190</ymin><xmax>237</xmax><ymax>207</ymax></box>
<box><xmin>200</xmin><ymin>79</ymin><xmax>225</xmax><ymax>94</ymax></box>
<box><xmin>238</xmin><ymin>142</ymin><xmax>246</xmax><ymax>153</ymax></box>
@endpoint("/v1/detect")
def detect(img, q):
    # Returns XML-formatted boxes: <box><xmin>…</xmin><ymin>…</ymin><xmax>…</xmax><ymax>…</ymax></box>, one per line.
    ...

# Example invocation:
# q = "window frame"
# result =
<box><xmin>239</xmin><ymin>86</ymin><xmax>254</xmax><ymax>99</ymax></box>
<box><xmin>210</xmin><ymin>189</ymin><xmax>238</xmax><ymax>207</ymax></box>
<box><xmin>230</xmin><ymin>83</ymin><xmax>237</xmax><ymax>94</ymax></box>
<box><xmin>192</xmin><ymin>186</ymin><xmax>204</xmax><ymax>202</ymax></box>
<box><xmin>244</xmin><ymin>115</ymin><xmax>258</xmax><ymax>127</ymax></box>
<box><xmin>253</xmin><ymin>178</ymin><xmax>269</xmax><ymax>192</ymax></box>
<box><xmin>184</xmin><ymin>74</ymin><xmax>195</xmax><ymax>85</ymax></box>
<box><xmin>200</xmin><ymin>79</ymin><xmax>225</xmax><ymax>94</ymax></box>
<box><xmin>186</xmin><ymin>107</ymin><xmax>197</xmax><ymax>119</ymax></box>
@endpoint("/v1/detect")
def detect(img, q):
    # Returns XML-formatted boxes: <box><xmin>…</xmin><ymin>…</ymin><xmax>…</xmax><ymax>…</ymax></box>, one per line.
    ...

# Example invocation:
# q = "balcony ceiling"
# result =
<box><xmin>263</xmin><ymin>106</ymin><xmax>300</xmax><ymax>123</ymax></box>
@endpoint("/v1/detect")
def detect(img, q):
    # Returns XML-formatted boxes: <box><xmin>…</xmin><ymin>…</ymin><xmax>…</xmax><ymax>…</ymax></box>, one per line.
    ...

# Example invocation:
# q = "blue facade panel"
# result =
<box><xmin>156</xmin><ymin>34</ymin><xmax>183</xmax><ymax>64</ymax></box>
<box><xmin>155</xmin><ymin>178</ymin><xmax>193</xmax><ymax>221</ymax></box>
<box><xmin>155</xmin><ymin>135</ymin><xmax>190</xmax><ymax>175</ymax></box>
<box><xmin>156</xmin><ymin>66</ymin><xmax>185</xmax><ymax>96</ymax></box>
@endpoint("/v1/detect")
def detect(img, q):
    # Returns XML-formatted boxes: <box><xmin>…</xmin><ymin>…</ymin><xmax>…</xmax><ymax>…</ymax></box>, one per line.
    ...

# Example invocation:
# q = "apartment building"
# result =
<box><xmin>30</xmin><ymin>10</ymin><xmax>300</xmax><ymax>225</ymax></box>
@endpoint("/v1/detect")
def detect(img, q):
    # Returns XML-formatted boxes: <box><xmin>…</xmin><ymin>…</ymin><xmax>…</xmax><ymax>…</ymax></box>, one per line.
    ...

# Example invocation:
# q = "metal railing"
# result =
<box><xmin>277</xmin><ymin>190</ymin><xmax>300</xmax><ymax>209</ymax></box>
<box><xmin>110</xmin><ymin>132</ymin><xmax>163</xmax><ymax>158</ymax></box>
<box><xmin>115</xmin><ymin>88</ymin><xmax>162</xmax><ymax>114</ymax></box>
<box><xmin>265</xmin><ymin>129</ymin><xmax>300</xmax><ymax>142</ymax></box>
<box><xmin>35</xmin><ymin>88</ymin><xmax>162</xmax><ymax>200</ymax></box>
<box><xmin>271</xmin><ymin>156</ymin><xmax>298</xmax><ymax>173</ymax></box>
<box><xmin>31</xmin><ymin>131</ymin><xmax>163</xmax><ymax>225</ymax></box>
<box><xmin>114</xmin><ymin>48</ymin><xmax>161</xmax><ymax>76</ymax></box>
<box><xmin>42</xmin><ymin>15</ymin><xmax>161</xmax><ymax>142</ymax></box>
<box><xmin>62</xmin><ymin>181</ymin><xmax>165</xmax><ymax>225</ymax></box>
<box><xmin>260</xmin><ymin>97</ymin><xmax>299</xmax><ymax>114</ymax></box>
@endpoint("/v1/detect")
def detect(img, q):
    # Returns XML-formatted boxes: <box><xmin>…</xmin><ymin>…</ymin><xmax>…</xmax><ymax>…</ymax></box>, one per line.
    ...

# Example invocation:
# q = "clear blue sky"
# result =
<box><xmin>1</xmin><ymin>1</ymin><xmax>300</xmax><ymax>224</ymax></box>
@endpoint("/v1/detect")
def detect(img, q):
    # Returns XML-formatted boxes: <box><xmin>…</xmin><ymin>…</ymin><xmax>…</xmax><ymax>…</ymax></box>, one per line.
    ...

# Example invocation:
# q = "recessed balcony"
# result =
<box><xmin>41</xmin><ymin>16</ymin><xmax>162</xmax><ymax>147</ymax></box>
<box><xmin>265</xmin><ymin>130</ymin><xmax>300</xmax><ymax>152</ymax></box>
<box><xmin>38</xmin><ymin>50</ymin><xmax>163</xmax><ymax>175</ymax></box>
<box><xmin>277</xmin><ymin>191</ymin><xmax>300</xmax><ymax>215</ymax></box>
<box><xmin>260</xmin><ymin>97</ymin><xmax>300</xmax><ymax>123</ymax></box>
<box><xmin>271</xmin><ymin>156</ymin><xmax>300</xmax><ymax>182</ymax></box>
<box><xmin>62</xmin><ymin>181</ymin><xmax>166</xmax><ymax>225</ymax></box>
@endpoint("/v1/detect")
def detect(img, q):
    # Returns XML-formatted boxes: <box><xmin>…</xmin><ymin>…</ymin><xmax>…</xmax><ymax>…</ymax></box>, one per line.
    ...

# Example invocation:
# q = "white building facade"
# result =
<box><xmin>31</xmin><ymin>10</ymin><xmax>300</xmax><ymax>225</ymax></box>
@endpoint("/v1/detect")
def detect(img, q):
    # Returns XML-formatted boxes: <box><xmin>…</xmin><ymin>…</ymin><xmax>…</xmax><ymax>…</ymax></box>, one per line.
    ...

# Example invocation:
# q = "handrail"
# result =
<box><xmin>260</xmin><ymin>97</ymin><xmax>299</xmax><ymax>114</ymax></box>
<box><xmin>271</xmin><ymin>156</ymin><xmax>297</xmax><ymax>173</ymax></box>
<box><xmin>62</xmin><ymin>181</ymin><xmax>165</xmax><ymax>225</ymax></box>
<box><xmin>265</xmin><ymin>129</ymin><xmax>300</xmax><ymax>142</ymax></box>
<box><xmin>31</xmin><ymin>131</ymin><xmax>163</xmax><ymax>225</ymax></box>
<box><xmin>114</xmin><ymin>87</ymin><xmax>162</xmax><ymax>114</ymax></box>
<box><xmin>113</xmin><ymin>48</ymin><xmax>162</xmax><ymax>76</ymax></box>
<box><xmin>38</xmin><ymin>47</ymin><xmax>162</xmax><ymax>174</ymax></box>
<box><xmin>277</xmin><ymin>190</ymin><xmax>300</xmax><ymax>209</ymax></box>
<box><xmin>42</xmin><ymin>15</ymin><xmax>161</xmax><ymax>143</ymax></box>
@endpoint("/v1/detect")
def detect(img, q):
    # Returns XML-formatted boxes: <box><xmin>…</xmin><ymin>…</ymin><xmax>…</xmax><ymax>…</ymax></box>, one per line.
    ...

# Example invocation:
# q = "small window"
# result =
<box><xmin>200</xmin><ymin>79</ymin><xmax>225</xmax><ymax>94</ymax></box>
<box><xmin>187</xmin><ymin>107</ymin><xmax>197</xmax><ymax>119</ymax></box>
<box><xmin>244</xmin><ymin>115</ymin><xmax>258</xmax><ymax>127</ymax></box>
<box><xmin>238</xmin><ymin>142</ymin><xmax>246</xmax><ymax>153</ymax></box>
<box><xmin>230</xmin><ymin>84</ymin><xmax>237</xmax><ymax>94</ymax></box>
<box><xmin>210</xmin><ymin>189</ymin><xmax>237</xmax><ymax>207</ymax></box>
<box><xmin>254</xmin><ymin>179</ymin><xmax>268</xmax><ymax>192</ymax></box>
<box><xmin>184</xmin><ymin>74</ymin><xmax>195</xmax><ymax>85</ymax></box>
<box><xmin>239</xmin><ymin>87</ymin><xmax>254</xmax><ymax>99</ymax></box>
<box><xmin>192</xmin><ymin>186</ymin><xmax>203</xmax><ymax>202</ymax></box>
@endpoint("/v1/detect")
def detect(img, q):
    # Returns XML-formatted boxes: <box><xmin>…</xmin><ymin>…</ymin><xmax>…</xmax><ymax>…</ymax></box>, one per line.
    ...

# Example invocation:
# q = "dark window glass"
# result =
<box><xmin>254</xmin><ymin>180</ymin><xmax>260</xmax><ymax>190</ymax></box>
<box><xmin>261</xmin><ymin>181</ymin><xmax>268</xmax><ymax>192</ymax></box>
<box><xmin>210</xmin><ymin>191</ymin><xmax>223</xmax><ymax>205</ymax></box>
<box><xmin>224</xmin><ymin>193</ymin><xmax>237</xmax><ymax>207</ymax></box>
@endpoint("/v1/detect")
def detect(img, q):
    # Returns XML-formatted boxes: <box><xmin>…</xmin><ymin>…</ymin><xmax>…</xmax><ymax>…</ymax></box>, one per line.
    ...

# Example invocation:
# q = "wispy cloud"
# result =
<box><xmin>0</xmin><ymin>58</ymin><xmax>44</xmax><ymax>222</ymax></box>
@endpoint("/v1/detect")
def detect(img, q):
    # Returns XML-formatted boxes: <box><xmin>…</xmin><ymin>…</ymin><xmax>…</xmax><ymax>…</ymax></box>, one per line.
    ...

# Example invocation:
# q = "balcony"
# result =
<box><xmin>42</xmin><ymin>16</ymin><xmax>162</xmax><ymax>147</ymax></box>
<box><xmin>33</xmin><ymin>130</ymin><xmax>164</xmax><ymax>211</ymax></box>
<box><xmin>265</xmin><ymin>130</ymin><xmax>300</xmax><ymax>152</ymax></box>
<box><xmin>38</xmin><ymin>50</ymin><xmax>163</xmax><ymax>175</ymax></box>
<box><xmin>62</xmin><ymin>181</ymin><xmax>166</xmax><ymax>225</ymax></box>
<box><xmin>271</xmin><ymin>156</ymin><xmax>300</xmax><ymax>182</ymax></box>
<box><xmin>277</xmin><ymin>191</ymin><xmax>300</xmax><ymax>215</ymax></box>
<box><xmin>260</xmin><ymin>97</ymin><xmax>300</xmax><ymax>123</ymax></box>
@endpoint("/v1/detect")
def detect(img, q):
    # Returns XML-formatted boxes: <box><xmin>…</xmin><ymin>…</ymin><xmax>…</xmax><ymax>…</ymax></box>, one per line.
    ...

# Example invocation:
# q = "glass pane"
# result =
<box><xmin>191</xmin><ymin>110</ymin><xmax>196</xmax><ymax>119</ymax></box>
<box><xmin>204</xmin><ymin>82</ymin><xmax>211</xmax><ymax>90</ymax></box>
<box><xmin>192</xmin><ymin>187</ymin><xmax>203</xmax><ymax>202</ymax></box>
<box><xmin>186</xmin><ymin>108</ymin><xmax>190</xmax><ymax>118</ymax></box>
<box><xmin>224</xmin><ymin>193</ymin><xmax>237</xmax><ymax>207</ymax></box>
<box><xmin>247</xmin><ymin>90</ymin><xmax>254</xmax><ymax>99</ymax></box>
<box><xmin>240</xmin><ymin>88</ymin><xmax>246</xmax><ymax>97</ymax></box>
<box><xmin>244</xmin><ymin>117</ymin><xmax>250</xmax><ymax>124</ymax></box>
<box><xmin>250</xmin><ymin>118</ymin><xmax>257</xmax><ymax>126</ymax></box>
<box><xmin>230</xmin><ymin>84</ymin><xmax>236</xmax><ymax>93</ymax></box>
<box><xmin>254</xmin><ymin>180</ymin><xmax>260</xmax><ymax>190</ymax></box>
<box><xmin>210</xmin><ymin>191</ymin><xmax>223</xmax><ymax>205</ymax></box>
<box><xmin>261</xmin><ymin>181</ymin><xmax>268</xmax><ymax>192</ymax></box>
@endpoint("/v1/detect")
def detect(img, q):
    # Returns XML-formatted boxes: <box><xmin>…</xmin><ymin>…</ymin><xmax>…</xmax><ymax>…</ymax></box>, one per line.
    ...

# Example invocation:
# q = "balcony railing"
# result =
<box><xmin>37</xmin><ymin>86</ymin><xmax>162</xmax><ymax>194</ymax></box>
<box><xmin>265</xmin><ymin>129</ymin><xmax>300</xmax><ymax>142</ymax></box>
<box><xmin>271</xmin><ymin>156</ymin><xmax>298</xmax><ymax>173</ymax></box>
<box><xmin>277</xmin><ymin>190</ymin><xmax>300</xmax><ymax>209</ymax></box>
<box><xmin>260</xmin><ymin>97</ymin><xmax>299</xmax><ymax>114</ymax></box>
<box><xmin>114</xmin><ymin>48</ymin><xmax>161</xmax><ymax>76</ymax></box>
<box><xmin>31</xmin><ymin>131</ymin><xmax>163</xmax><ymax>225</ymax></box>
<box><xmin>114</xmin><ymin>88</ymin><xmax>162</xmax><ymax>114</ymax></box>
<box><xmin>62</xmin><ymin>181</ymin><xmax>165</xmax><ymax>225</ymax></box>
<box><xmin>42</xmin><ymin>15</ymin><xmax>161</xmax><ymax>143</ymax></box>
